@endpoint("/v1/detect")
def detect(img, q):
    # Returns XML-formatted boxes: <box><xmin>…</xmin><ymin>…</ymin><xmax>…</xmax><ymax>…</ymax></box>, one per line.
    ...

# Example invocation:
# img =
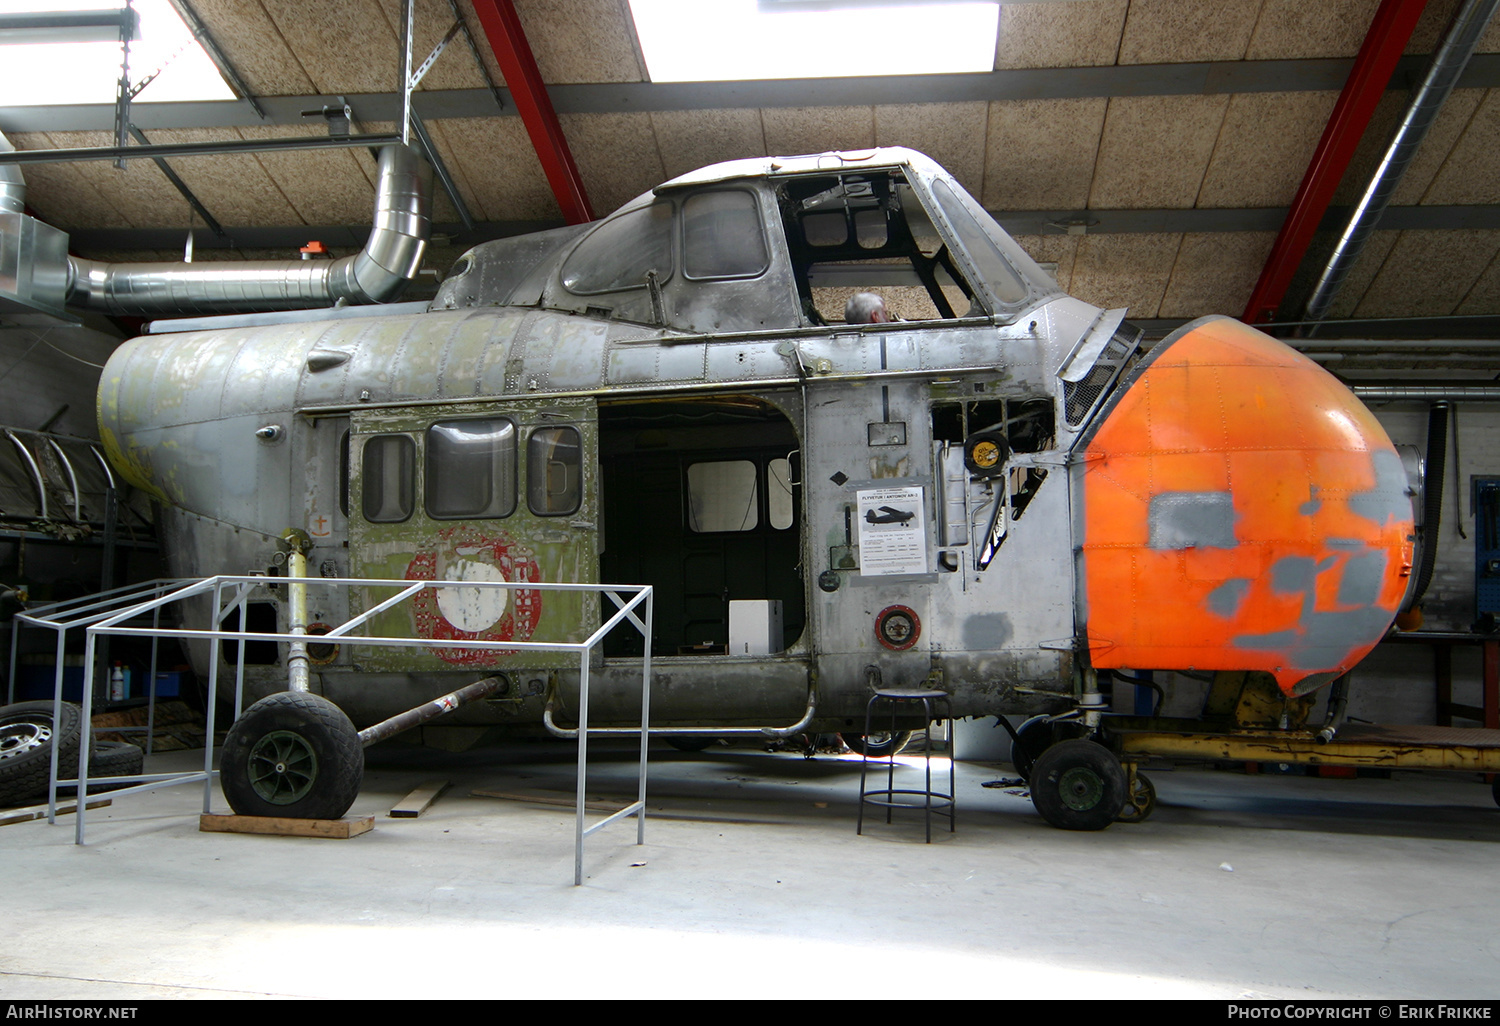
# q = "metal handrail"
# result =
<box><xmin>20</xmin><ymin>573</ymin><xmax>653</xmax><ymax>885</ymax></box>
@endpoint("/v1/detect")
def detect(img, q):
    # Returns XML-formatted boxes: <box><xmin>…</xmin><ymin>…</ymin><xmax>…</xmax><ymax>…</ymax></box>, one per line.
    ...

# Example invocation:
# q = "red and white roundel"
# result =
<box><xmin>406</xmin><ymin>527</ymin><xmax>542</xmax><ymax>665</ymax></box>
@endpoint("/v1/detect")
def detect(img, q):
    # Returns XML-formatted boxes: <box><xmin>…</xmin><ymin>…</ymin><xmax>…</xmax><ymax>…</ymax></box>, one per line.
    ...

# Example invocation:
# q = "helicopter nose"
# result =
<box><xmin>1078</xmin><ymin>316</ymin><xmax>1414</xmax><ymax>696</ymax></box>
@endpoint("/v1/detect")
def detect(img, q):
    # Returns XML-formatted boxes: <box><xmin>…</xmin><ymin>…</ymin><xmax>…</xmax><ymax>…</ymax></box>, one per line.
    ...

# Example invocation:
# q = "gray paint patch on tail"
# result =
<box><xmin>1207</xmin><ymin>578</ymin><xmax>1250</xmax><ymax>618</ymax></box>
<box><xmin>1148</xmin><ymin>491</ymin><xmax>1236</xmax><ymax>550</ymax></box>
<box><xmin>1349</xmin><ymin>450</ymin><xmax>1411</xmax><ymax>527</ymax></box>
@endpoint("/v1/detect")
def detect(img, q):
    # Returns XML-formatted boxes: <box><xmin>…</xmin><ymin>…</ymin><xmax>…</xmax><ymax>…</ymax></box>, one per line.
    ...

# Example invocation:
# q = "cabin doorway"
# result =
<box><xmin>599</xmin><ymin>395</ymin><xmax>804</xmax><ymax>658</ymax></box>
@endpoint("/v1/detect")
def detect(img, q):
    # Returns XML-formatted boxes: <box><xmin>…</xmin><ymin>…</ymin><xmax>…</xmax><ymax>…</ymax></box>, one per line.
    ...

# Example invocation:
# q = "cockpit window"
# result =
<box><xmin>929</xmin><ymin>178</ymin><xmax>1041</xmax><ymax>307</ymax></box>
<box><xmin>683</xmin><ymin>189</ymin><xmax>768</xmax><ymax>280</ymax></box>
<box><xmin>561</xmin><ymin>200</ymin><xmax>674</xmax><ymax>295</ymax></box>
<box><xmin>776</xmin><ymin>170</ymin><xmax>983</xmax><ymax>325</ymax></box>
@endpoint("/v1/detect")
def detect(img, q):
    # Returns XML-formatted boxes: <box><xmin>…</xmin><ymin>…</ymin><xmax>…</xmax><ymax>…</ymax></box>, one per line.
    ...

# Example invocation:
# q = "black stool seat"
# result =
<box><xmin>856</xmin><ymin>687</ymin><xmax>955</xmax><ymax>842</ymax></box>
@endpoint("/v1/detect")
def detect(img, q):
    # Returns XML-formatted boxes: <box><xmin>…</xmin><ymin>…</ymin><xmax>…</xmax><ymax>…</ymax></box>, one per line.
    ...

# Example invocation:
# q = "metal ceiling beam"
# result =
<box><xmin>468</xmin><ymin>0</ymin><xmax>593</xmax><ymax>224</ymax></box>
<box><xmin>0</xmin><ymin>133</ymin><xmax>403</xmax><ymax>166</ymax></box>
<box><xmin>60</xmin><ymin>203</ymin><xmax>1500</xmax><ymax>255</ymax></box>
<box><xmin>1243</xmin><ymin>0</ymin><xmax>1431</xmax><ymax>324</ymax></box>
<box><xmin>11</xmin><ymin>54</ymin><xmax>1500</xmax><ymax>134</ymax></box>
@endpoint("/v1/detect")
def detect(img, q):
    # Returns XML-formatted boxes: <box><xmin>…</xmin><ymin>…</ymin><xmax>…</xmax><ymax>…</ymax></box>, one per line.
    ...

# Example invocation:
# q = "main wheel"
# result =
<box><xmin>1030</xmin><ymin>738</ymin><xmax>1128</xmax><ymax>831</ymax></box>
<box><xmin>840</xmin><ymin>730</ymin><xmax>914</xmax><ymax>757</ymax></box>
<box><xmin>221</xmin><ymin>691</ymin><xmax>363</xmax><ymax>820</ymax></box>
<box><xmin>1009</xmin><ymin>716</ymin><xmax>1053</xmax><ymax>782</ymax></box>
<box><xmin>666</xmin><ymin>737</ymin><xmax>715</xmax><ymax>752</ymax></box>
<box><xmin>0</xmin><ymin>701</ymin><xmax>86</xmax><ymax>807</ymax></box>
<box><xmin>1115</xmin><ymin>771</ymin><xmax>1157</xmax><ymax>824</ymax></box>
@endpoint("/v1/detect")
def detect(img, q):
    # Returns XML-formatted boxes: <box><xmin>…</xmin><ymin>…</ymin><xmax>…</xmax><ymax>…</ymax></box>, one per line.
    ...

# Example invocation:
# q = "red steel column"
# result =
<box><xmin>1242</xmin><ymin>0</ymin><xmax>1429</xmax><ymax>324</ymax></box>
<box><xmin>470</xmin><ymin>0</ymin><xmax>596</xmax><ymax>224</ymax></box>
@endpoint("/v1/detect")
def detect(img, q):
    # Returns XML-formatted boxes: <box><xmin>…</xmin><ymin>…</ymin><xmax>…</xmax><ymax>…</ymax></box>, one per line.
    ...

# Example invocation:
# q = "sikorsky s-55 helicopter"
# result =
<box><xmin>96</xmin><ymin>145</ymin><xmax>1417</xmax><ymax>828</ymax></box>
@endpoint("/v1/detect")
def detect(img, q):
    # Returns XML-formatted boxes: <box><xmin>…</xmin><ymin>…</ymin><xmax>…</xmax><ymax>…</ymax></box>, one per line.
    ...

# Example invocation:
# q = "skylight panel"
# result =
<box><xmin>627</xmin><ymin>0</ymin><xmax>1000</xmax><ymax>82</ymax></box>
<box><xmin>0</xmin><ymin>0</ymin><xmax>235</xmax><ymax>106</ymax></box>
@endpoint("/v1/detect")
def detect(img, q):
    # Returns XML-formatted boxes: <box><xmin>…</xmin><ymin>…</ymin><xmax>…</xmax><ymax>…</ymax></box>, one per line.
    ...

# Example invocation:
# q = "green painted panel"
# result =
<box><xmin>348</xmin><ymin>397</ymin><xmax>599</xmax><ymax>672</ymax></box>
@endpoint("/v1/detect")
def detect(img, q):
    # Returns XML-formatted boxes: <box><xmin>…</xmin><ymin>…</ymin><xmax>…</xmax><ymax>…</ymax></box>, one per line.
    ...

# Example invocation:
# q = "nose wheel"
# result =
<box><xmin>1028</xmin><ymin>739</ymin><xmax>1128</xmax><ymax>831</ymax></box>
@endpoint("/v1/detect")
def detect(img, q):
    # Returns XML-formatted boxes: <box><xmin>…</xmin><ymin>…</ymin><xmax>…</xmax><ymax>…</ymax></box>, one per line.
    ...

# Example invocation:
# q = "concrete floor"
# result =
<box><xmin>1</xmin><ymin>738</ymin><xmax>1498</xmax><ymax>1000</ymax></box>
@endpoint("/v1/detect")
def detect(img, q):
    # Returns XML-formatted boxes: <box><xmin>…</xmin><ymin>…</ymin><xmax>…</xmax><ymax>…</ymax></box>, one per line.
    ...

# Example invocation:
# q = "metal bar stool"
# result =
<box><xmin>856</xmin><ymin>687</ymin><xmax>955</xmax><ymax>842</ymax></box>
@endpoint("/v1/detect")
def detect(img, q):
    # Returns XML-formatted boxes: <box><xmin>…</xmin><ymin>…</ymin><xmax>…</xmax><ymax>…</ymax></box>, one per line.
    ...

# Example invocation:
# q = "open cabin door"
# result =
<box><xmin>347</xmin><ymin>397</ymin><xmax>600</xmax><ymax>672</ymax></box>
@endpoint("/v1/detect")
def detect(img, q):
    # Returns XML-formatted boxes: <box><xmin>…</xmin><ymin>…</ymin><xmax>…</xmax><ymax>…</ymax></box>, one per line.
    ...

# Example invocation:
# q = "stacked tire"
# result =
<box><xmin>0</xmin><ymin>701</ymin><xmax>144</xmax><ymax>807</ymax></box>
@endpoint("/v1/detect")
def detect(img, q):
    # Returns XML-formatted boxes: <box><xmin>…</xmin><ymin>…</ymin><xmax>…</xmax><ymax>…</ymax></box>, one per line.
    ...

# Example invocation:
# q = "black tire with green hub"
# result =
<box><xmin>221</xmin><ymin>691</ymin><xmax>363</xmax><ymax>820</ymax></box>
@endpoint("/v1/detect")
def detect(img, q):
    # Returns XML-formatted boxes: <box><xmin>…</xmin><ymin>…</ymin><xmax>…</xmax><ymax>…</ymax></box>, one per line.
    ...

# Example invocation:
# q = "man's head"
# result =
<box><xmin>845</xmin><ymin>292</ymin><xmax>891</xmax><ymax>324</ymax></box>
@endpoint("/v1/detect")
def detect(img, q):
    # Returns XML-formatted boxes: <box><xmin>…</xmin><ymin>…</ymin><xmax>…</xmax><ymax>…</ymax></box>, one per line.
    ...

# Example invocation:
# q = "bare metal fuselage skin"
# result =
<box><xmin>97</xmin><ymin>149</ymin><xmax>1413</xmax><ymax>736</ymax></box>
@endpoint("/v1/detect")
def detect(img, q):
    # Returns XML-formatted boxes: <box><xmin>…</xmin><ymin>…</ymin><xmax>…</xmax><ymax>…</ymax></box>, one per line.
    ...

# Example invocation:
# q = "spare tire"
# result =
<box><xmin>0</xmin><ymin>701</ymin><xmax>86</xmax><ymax>807</ymax></box>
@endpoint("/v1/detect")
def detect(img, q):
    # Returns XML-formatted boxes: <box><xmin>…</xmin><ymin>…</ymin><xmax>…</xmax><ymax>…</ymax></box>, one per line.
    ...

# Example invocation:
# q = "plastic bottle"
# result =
<box><xmin>121</xmin><ymin>663</ymin><xmax>132</xmax><ymax>699</ymax></box>
<box><xmin>110</xmin><ymin>662</ymin><xmax>125</xmax><ymax>702</ymax></box>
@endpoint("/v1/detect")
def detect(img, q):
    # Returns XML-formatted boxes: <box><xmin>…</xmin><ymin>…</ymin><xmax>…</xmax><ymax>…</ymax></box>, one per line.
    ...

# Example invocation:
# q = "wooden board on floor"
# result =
<box><xmin>0</xmin><ymin>798</ymin><xmax>112</xmax><ymax>827</ymax></box>
<box><xmin>471</xmin><ymin>789</ymin><xmax>626</xmax><ymax>814</ymax></box>
<box><xmin>389</xmin><ymin>780</ymin><xmax>450</xmax><ymax>818</ymax></box>
<box><xmin>199</xmin><ymin>813</ymin><xmax>374</xmax><ymax>839</ymax></box>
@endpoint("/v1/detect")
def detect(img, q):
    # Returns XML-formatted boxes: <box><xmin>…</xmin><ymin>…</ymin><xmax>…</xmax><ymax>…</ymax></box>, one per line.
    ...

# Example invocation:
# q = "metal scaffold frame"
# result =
<box><xmin>13</xmin><ymin>574</ymin><xmax>654</xmax><ymax>885</ymax></box>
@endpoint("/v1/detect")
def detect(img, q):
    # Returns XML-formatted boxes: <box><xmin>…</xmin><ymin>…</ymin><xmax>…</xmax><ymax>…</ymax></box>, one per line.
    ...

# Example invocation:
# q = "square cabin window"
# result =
<box><xmin>687</xmin><ymin>460</ymin><xmax>759</xmax><ymax>533</ymax></box>
<box><xmin>527</xmin><ymin>426</ymin><xmax>582</xmax><ymax>516</ymax></box>
<box><xmin>683</xmin><ymin>190</ymin><xmax>768</xmax><ymax>280</ymax></box>
<box><xmin>362</xmin><ymin>434</ymin><xmax>415</xmax><ymax>524</ymax></box>
<box><xmin>426</xmin><ymin>419</ymin><xmax>517</xmax><ymax>519</ymax></box>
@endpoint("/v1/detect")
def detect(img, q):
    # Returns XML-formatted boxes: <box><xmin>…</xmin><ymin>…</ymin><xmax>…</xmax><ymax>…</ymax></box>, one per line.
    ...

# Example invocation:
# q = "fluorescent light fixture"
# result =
<box><xmin>0</xmin><ymin>0</ymin><xmax>234</xmax><ymax>105</ymax></box>
<box><xmin>627</xmin><ymin>0</ymin><xmax>1000</xmax><ymax>82</ymax></box>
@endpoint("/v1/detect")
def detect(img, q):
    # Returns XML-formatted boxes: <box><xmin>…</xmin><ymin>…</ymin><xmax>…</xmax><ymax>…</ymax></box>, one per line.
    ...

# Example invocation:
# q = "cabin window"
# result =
<box><xmin>560</xmin><ymin>200</ymin><xmax>674</xmax><ymax>295</ymax></box>
<box><xmin>929</xmin><ymin>179</ymin><xmax>1029</xmax><ymax>306</ymax></box>
<box><xmin>362</xmin><ymin>434</ymin><xmax>415</xmax><ymax>523</ymax></box>
<box><xmin>527</xmin><ymin>426</ymin><xmax>582</xmax><ymax>516</ymax></box>
<box><xmin>425</xmin><ymin>419</ymin><xmax>517</xmax><ymax>520</ymax></box>
<box><xmin>339</xmin><ymin>431</ymin><xmax>350</xmax><ymax>518</ymax></box>
<box><xmin>687</xmin><ymin>460</ymin><xmax>759</xmax><ymax>532</ymax></box>
<box><xmin>683</xmin><ymin>190</ymin><xmax>768</xmax><ymax>280</ymax></box>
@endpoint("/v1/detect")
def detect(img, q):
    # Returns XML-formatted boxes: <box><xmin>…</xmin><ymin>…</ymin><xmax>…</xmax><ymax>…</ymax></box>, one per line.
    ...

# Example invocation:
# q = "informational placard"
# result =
<box><xmin>856</xmin><ymin>486</ymin><xmax>927</xmax><ymax>576</ymax></box>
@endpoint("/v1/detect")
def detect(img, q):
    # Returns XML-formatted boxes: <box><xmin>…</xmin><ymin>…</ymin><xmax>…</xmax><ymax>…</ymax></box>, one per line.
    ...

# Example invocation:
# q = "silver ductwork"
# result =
<box><xmin>1302</xmin><ymin>0</ymin><xmax>1500</xmax><ymax>325</ymax></box>
<box><xmin>0</xmin><ymin>130</ymin><xmax>25</xmax><ymax>213</ymax></box>
<box><xmin>65</xmin><ymin>143</ymin><xmax>433</xmax><ymax>315</ymax></box>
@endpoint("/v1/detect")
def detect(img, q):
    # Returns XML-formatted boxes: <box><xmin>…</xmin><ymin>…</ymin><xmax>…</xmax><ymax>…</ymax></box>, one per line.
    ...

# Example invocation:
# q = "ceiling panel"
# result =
<box><xmin>235</xmin><ymin>124</ymin><xmax>379</xmax><ymax>225</ymax></box>
<box><xmin>1088</xmin><ymin>94</ymin><xmax>1228</xmax><ymax>209</ymax></box>
<box><xmin>558</xmin><ymin>111</ymin><xmax>664</xmax><ymax>215</ymax></box>
<box><xmin>1352</xmin><ymin>228</ymin><xmax>1500</xmax><ymax>317</ymax></box>
<box><xmin>1324</xmin><ymin>229</ymin><xmax>1400</xmax><ymax>319</ymax></box>
<box><xmin>1454</xmin><ymin>246</ymin><xmax>1500</xmax><ymax>313</ymax></box>
<box><xmin>760</xmin><ymin>105</ymin><xmax>876</xmax><ymax>157</ymax></box>
<box><xmin>1068</xmin><ymin>232</ymin><xmax>1182</xmax><ymax>315</ymax></box>
<box><xmin>1419</xmin><ymin>89</ymin><xmax>1500</xmax><ymax>205</ymax></box>
<box><xmin>874</xmin><ymin>102</ymin><xmax>987</xmax><ymax>198</ymax></box>
<box><xmin>1158</xmin><ymin>231</ymin><xmax>1276</xmax><ymax>317</ymax></box>
<box><xmin>187</xmin><ymin>0</ymin><xmax>318</xmax><ymax>95</ymax></box>
<box><xmin>1244</xmin><ymin>0</ymin><xmax>1378</xmax><ymax>60</ymax></box>
<box><xmin>257</xmin><ymin>0</ymin><xmax>402</xmax><ymax>95</ymax></box>
<box><xmin>9</xmin><ymin>134</ymin><xmax>133</xmax><ymax>230</ymax></box>
<box><xmin>1196</xmin><ymin>91</ymin><xmax>1338</xmax><ymax>208</ymax></box>
<box><xmin>649</xmin><ymin>109</ymin><xmax>767</xmax><ymax>182</ymax></box>
<box><xmin>993</xmin><ymin>1</ymin><xmax>1127</xmax><ymax>70</ymax></box>
<box><xmin>1117</xmin><ymin>0</ymin><xmax>1261</xmax><ymax>65</ymax></box>
<box><xmin>425</xmin><ymin>116</ymin><xmax>559</xmax><ymax>221</ymax></box>
<box><xmin>123</xmin><ymin>127</ymin><xmax>304</xmax><ymax>227</ymax></box>
<box><xmin>514</xmin><ymin>0</ymin><xmax>645</xmax><ymax>84</ymax></box>
<box><xmin>371</xmin><ymin>0</ymin><xmax>490</xmax><ymax>93</ymax></box>
<box><xmin>981</xmin><ymin>97</ymin><xmax>1107</xmax><ymax>210</ymax></box>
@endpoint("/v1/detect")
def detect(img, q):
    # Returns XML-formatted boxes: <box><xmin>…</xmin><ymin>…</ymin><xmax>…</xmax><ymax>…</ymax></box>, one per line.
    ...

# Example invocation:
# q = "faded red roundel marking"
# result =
<box><xmin>406</xmin><ymin>526</ymin><xmax>542</xmax><ymax>665</ymax></box>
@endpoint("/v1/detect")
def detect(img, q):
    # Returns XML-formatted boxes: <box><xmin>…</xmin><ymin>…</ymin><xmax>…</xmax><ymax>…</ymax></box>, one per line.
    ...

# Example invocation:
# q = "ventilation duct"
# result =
<box><xmin>64</xmin><ymin>143</ymin><xmax>433</xmax><ymax>316</ymax></box>
<box><xmin>0</xmin><ymin>130</ymin><xmax>70</xmax><ymax>319</ymax></box>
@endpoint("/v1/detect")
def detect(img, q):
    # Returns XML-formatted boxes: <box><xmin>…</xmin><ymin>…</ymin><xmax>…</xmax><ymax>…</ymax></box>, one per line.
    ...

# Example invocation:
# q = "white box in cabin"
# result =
<box><xmin>729</xmin><ymin>600</ymin><xmax>784</xmax><ymax>656</ymax></box>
